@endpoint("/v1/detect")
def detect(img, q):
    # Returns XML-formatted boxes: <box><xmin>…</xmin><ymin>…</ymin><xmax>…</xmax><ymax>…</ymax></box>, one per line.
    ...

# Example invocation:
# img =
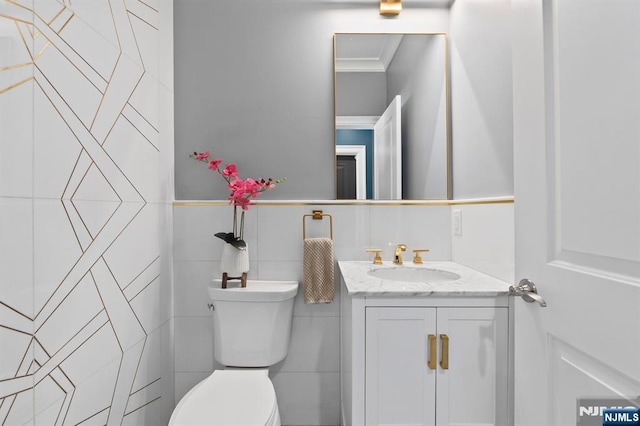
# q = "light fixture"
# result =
<box><xmin>379</xmin><ymin>0</ymin><xmax>401</xmax><ymax>16</ymax></box>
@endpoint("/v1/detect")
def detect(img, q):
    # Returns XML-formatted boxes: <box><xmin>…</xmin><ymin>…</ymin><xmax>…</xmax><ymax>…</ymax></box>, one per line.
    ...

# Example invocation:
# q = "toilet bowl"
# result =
<box><xmin>169</xmin><ymin>369</ymin><xmax>279</xmax><ymax>426</ymax></box>
<box><xmin>169</xmin><ymin>279</ymin><xmax>298</xmax><ymax>426</ymax></box>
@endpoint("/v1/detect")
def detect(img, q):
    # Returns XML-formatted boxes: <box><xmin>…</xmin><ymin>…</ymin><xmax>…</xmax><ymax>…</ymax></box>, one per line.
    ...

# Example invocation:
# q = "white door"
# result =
<box><xmin>512</xmin><ymin>1</ymin><xmax>640</xmax><ymax>425</ymax></box>
<box><xmin>374</xmin><ymin>95</ymin><xmax>402</xmax><ymax>199</ymax></box>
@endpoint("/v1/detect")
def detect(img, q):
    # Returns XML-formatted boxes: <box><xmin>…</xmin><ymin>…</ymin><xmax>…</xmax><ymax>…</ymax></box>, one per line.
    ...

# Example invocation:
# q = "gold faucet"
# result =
<box><xmin>393</xmin><ymin>244</ymin><xmax>407</xmax><ymax>265</ymax></box>
<box><xmin>366</xmin><ymin>249</ymin><xmax>383</xmax><ymax>265</ymax></box>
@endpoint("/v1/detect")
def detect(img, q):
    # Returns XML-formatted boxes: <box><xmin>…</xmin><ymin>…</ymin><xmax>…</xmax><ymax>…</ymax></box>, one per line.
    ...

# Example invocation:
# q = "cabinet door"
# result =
<box><xmin>435</xmin><ymin>307</ymin><xmax>509</xmax><ymax>426</ymax></box>
<box><xmin>366</xmin><ymin>307</ymin><xmax>437</xmax><ymax>426</ymax></box>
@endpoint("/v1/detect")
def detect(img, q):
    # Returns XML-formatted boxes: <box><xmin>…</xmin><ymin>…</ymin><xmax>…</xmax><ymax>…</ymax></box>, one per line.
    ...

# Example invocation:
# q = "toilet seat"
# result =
<box><xmin>169</xmin><ymin>369</ymin><xmax>279</xmax><ymax>426</ymax></box>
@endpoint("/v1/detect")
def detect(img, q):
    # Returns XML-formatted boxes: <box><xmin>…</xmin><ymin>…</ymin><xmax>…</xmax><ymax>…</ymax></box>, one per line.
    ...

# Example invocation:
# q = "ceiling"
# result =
<box><xmin>335</xmin><ymin>34</ymin><xmax>404</xmax><ymax>72</ymax></box>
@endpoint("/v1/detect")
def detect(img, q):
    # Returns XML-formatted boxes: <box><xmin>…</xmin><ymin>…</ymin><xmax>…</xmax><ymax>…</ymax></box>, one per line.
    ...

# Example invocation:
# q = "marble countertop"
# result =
<box><xmin>338</xmin><ymin>261</ymin><xmax>512</xmax><ymax>297</ymax></box>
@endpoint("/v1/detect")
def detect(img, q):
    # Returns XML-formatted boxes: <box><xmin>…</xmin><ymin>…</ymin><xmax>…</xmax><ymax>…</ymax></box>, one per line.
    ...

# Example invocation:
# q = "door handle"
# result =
<box><xmin>427</xmin><ymin>334</ymin><xmax>437</xmax><ymax>370</ymax></box>
<box><xmin>439</xmin><ymin>334</ymin><xmax>449</xmax><ymax>370</ymax></box>
<box><xmin>509</xmin><ymin>279</ymin><xmax>547</xmax><ymax>307</ymax></box>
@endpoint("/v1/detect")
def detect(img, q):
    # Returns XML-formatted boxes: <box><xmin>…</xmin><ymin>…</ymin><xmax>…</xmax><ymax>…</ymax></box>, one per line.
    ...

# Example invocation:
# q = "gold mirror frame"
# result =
<box><xmin>333</xmin><ymin>32</ymin><xmax>452</xmax><ymax>201</ymax></box>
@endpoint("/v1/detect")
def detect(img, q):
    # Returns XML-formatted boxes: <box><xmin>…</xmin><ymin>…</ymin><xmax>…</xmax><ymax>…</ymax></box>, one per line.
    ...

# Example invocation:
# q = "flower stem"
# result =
<box><xmin>233</xmin><ymin>205</ymin><xmax>238</xmax><ymax>238</ymax></box>
<box><xmin>240</xmin><ymin>211</ymin><xmax>245</xmax><ymax>240</ymax></box>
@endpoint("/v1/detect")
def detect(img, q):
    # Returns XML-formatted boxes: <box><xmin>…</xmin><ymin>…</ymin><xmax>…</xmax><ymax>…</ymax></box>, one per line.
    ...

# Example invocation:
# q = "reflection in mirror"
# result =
<box><xmin>334</xmin><ymin>33</ymin><xmax>451</xmax><ymax>200</ymax></box>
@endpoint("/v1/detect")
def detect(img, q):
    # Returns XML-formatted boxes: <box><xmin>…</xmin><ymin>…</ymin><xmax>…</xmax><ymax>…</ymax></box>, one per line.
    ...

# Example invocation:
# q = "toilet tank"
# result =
<box><xmin>208</xmin><ymin>280</ymin><xmax>298</xmax><ymax>367</ymax></box>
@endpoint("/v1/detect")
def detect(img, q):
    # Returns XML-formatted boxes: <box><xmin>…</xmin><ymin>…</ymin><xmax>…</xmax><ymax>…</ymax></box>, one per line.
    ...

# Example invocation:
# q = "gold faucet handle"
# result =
<box><xmin>412</xmin><ymin>249</ymin><xmax>430</xmax><ymax>264</ymax></box>
<box><xmin>366</xmin><ymin>249</ymin><xmax>383</xmax><ymax>265</ymax></box>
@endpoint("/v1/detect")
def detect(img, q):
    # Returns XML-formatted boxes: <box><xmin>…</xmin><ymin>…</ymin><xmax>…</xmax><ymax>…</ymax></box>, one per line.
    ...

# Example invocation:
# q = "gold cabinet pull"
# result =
<box><xmin>427</xmin><ymin>334</ymin><xmax>437</xmax><ymax>370</ymax></box>
<box><xmin>440</xmin><ymin>334</ymin><xmax>449</xmax><ymax>370</ymax></box>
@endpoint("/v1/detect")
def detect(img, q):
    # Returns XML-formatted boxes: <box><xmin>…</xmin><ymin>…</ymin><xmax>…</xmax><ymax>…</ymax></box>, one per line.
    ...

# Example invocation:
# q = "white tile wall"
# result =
<box><xmin>174</xmin><ymin>316</ymin><xmax>216</xmax><ymax>373</ymax></box>
<box><xmin>271</xmin><ymin>372</ymin><xmax>341</xmax><ymax>426</ymax></box>
<box><xmin>271</xmin><ymin>316</ymin><xmax>341</xmax><ymax>374</ymax></box>
<box><xmin>174</xmin><ymin>261</ymin><xmax>220</xmax><ymax>317</ymax></box>
<box><xmin>174</xmin><ymin>371</ymin><xmax>211</xmax><ymax>406</ymax></box>
<box><xmin>0</xmin><ymin>0</ymin><xmax>174</xmax><ymax>423</ymax></box>
<box><xmin>0</xmin><ymin>198</ymin><xmax>34</xmax><ymax>322</ymax></box>
<box><xmin>0</xmin><ymin>24</ymin><xmax>33</xmax><ymax>198</ymax></box>
<box><xmin>452</xmin><ymin>203</ymin><xmax>515</xmax><ymax>283</ymax></box>
<box><xmin>257</xmin><ymin>205</ymin><xmax>308</xmax><ymax>262</ymax></box>
<box><xmin>173</xmin><ymin>203</ymin><xmax>454</xmax><ymax>425</ymax></box>
<box><xmin>173</xmin><ymin>205</ymin><xmax>259</xmax><ymax>262</ymax></box>
<box><xmin>369</xmin><ymin>205</ymin><xmax>452</xmax><ymax>261</ymax></box>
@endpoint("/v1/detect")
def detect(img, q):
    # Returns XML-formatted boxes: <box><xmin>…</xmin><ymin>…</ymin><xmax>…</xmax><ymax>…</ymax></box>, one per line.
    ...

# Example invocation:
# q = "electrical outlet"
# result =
<box><xmin>452</xmin><ymin>209</ymin><xmax>462</xmax><ymax>236</ymax></box>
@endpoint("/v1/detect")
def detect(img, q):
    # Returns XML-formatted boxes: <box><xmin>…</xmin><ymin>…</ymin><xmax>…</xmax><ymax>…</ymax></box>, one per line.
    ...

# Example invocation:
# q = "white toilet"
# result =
<box><xmin>169</xmin><ymin>279</ymin><xmax>298</xmax><ymax>426</ymax></box>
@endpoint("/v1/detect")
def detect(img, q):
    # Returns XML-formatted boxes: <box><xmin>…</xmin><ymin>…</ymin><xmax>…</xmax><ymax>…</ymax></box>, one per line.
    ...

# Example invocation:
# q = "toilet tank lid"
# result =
<box><xmin>209</xmin><ymin>280</ymin><xmax>298</xmax><ymax>302</ymax></box>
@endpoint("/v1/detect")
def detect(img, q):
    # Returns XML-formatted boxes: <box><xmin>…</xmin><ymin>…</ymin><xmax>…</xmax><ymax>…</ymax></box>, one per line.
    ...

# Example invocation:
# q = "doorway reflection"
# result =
<box><xmin>336</xmin><ymin>129</ymin><xmax>373</xmax><ymax>199</ymax></box>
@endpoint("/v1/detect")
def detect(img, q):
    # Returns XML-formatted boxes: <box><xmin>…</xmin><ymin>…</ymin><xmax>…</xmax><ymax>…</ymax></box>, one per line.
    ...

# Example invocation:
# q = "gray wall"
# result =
<box><xmin>175</xmin><ymin>1</ymin><xmax>333</xmax><ymax>200</ymax></box>
<box><xmin>449</xmin><ymin>0</ymin><xmax>514</xmax><ymax>198</ymax></box>
<box><xmin>174</xmin><ymin>0</ymin><xmax>450</xmax><ymax>200</ymax></box>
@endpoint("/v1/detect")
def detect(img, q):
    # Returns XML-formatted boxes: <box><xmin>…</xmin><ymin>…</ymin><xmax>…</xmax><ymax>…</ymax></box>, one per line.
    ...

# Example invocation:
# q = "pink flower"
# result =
<box><xmin>227</xmin><ymin>179</ymin><xmax>252</xmax><ymax>210</ymax></box>
<box><xmin>208</xmin><ymin>158</ymin><xmax>223</xmax><ymax>171</ymax></box>
<box><xmin>195</xmin><ymin>150</ymin><xmax>210</xmax><ymax>160</ymax></box>
<box><xmin>189</xmin><ymin>149</ymin><xmax>286</xmax><ymax>244</ymax></box>
<box><xmin>228</xmin><ymin>178</ymin><xmax>243</xmax><ymax>194</ymax></box>
<box><xmin>226</xmin><ymin>178</ymin><xmax>264</xmax><ymax>210</ymax></box>
<box><xmin>222</xmin><ymin>164</ymin><xmax>238</xmax><ymax>178</ymax></box>
<box><xmin>242</xmin><ymin>178</ymin><xmax>261</xmax><ymax>198</ymax></box>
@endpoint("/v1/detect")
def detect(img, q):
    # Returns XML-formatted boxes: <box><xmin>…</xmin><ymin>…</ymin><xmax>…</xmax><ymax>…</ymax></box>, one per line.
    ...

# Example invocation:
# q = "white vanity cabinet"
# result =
<box><xmin>364</xmin><ymin>305</ymin><xmax>509</xmax><ymax>426</ymax></box>
<box><xmin>338</xmin><ymin>261</ymin><xmax>512</xmax><ymax>426</ymax></box>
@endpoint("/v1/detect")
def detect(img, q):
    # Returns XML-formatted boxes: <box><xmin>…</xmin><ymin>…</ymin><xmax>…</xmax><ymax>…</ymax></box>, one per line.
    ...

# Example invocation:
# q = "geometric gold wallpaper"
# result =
<box><xmin>0</xmin><ymin>0</ymin><xmax>172</xmax><ymax>424</ymax></box>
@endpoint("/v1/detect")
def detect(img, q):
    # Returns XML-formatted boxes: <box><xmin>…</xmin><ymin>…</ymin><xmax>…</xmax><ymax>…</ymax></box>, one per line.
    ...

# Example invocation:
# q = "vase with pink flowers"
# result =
<box><xmin>190</xmin><ymin>150</ymin><xmax>285</xmax><ymax>288</ymax></box>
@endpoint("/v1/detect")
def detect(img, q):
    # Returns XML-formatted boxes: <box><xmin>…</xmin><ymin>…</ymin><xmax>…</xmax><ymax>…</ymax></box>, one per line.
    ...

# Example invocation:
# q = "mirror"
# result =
<box><xmin>334</xmin><ymin>33</ymin><xmax>451</xmax><ymax>200</ymax></box>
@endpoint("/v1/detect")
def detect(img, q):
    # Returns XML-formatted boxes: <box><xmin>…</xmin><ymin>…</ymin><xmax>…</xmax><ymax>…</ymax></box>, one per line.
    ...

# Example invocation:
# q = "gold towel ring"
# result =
<box><xmin>302</xmin><ymin>210</ymin><xmax>333</xmax><ymax>240</ymax></box>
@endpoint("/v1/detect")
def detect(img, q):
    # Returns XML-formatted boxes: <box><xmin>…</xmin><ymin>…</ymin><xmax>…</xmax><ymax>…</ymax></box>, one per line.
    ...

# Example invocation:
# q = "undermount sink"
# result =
<box><xmin>367</xmin><ymin>267</ymin><xmax>461</xmax><ymax>283</ymax></box>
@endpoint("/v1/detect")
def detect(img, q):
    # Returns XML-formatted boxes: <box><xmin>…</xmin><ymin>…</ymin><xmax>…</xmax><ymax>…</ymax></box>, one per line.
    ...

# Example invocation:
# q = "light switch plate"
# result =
<box><xmin>452</xmin><ymin>209</ymin><xmax>462</xmax><ymax>236</ymax></box>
